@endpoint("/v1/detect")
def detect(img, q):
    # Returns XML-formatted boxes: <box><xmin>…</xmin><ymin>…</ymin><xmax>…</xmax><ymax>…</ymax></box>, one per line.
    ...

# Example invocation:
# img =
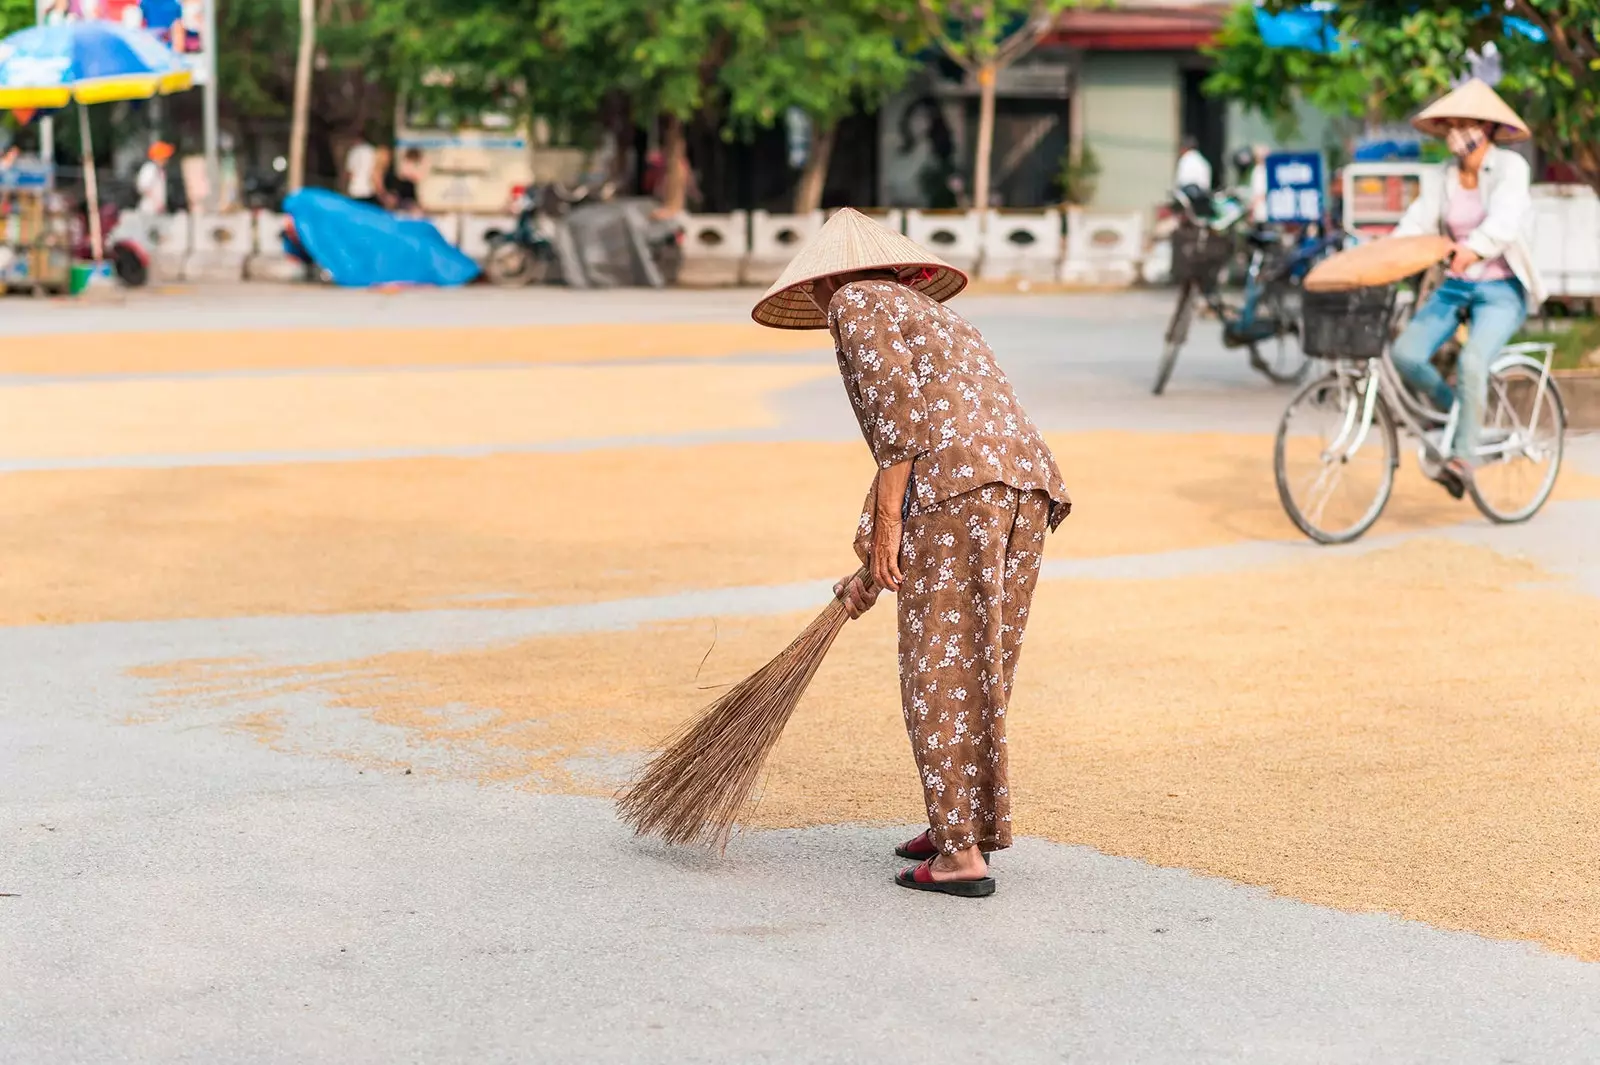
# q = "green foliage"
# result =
<box><xmin>1206</xmin><ymin>0</ymin><xmax>1600</xmax><ymax>191</ymax></box>
<box><xmin>545</xmin><ymin>0</ymin><xmax>735</xmax><ymax>122</ymax></box>
<box><xmin>917</xmin><ymin>0</ymin><xmax>1074</xmax><ymax>69</ymax></box>
<box><xmin>367</xmin><ymin>0</ymin><xmax>608</xmax><ymax>128</ymax></box>
<box><xmin>1515</xmin><ymin>318</ymin><xmax>1600</xmax><ymax>371</ymax></box>
<box><xmin>0</xmin><ymin>0</ymin><xmax>33</xmax><ymax>38</ymax></box>
<box><xmin>217</xmin><ymin>0</ymin><xmax>299</xmax><ymax>120</ymax></box>
<box><xmin>719</xmin><ymin>0</ymin><xmax>923</xmax><ymax>136</ymax></box>
<box><xmin>1202</xmin><ymin>2</ymin><xmax>1467</xmax><ymax>134</ymax></box>
<box><xmin>375</xmin><ymin>0</ymin><xmax>925</xmax><ymax>149</ymax></box>
<box><xmin>1055</xmin><ymin>140</ymin><xmax>1099</xmax><ymax>205</ymax></box>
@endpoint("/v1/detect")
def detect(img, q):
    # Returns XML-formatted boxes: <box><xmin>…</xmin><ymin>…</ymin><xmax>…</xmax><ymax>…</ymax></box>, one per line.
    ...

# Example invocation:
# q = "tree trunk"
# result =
<box><xmin>656</xmin><ymin>114</ymin><xmax>689</xmax><ymax>216</ymax></box>
<box><xmin>610</xmin><ymin>93</ymin><xmax>634</xmax><ymax>187</ymax></box>
<box><xmin>972</xmin><ymin>63</ymin><xmax>997</xmax><ymax>219</ymax></box>
<box><xmin>792</xmin><ymin>119</ymin><xmax>837</xmax><ymax>214</ymax></box>
<box><xmin>288</xmin><ymin>0</ymin><xmax>316</xmax><ymax>192</ymax></box>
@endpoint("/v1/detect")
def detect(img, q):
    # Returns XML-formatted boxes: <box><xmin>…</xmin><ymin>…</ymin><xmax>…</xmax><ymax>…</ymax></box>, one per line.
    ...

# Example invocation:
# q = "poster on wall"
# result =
<box><xmin>878</xmin><ymin>93</ymin><xmax>965</xmax><ymax>209</ymax></box>
<box><xmin>36</xmin><ymin>0</ymin><xmax>210</xmax><ymax>84</ymax></box>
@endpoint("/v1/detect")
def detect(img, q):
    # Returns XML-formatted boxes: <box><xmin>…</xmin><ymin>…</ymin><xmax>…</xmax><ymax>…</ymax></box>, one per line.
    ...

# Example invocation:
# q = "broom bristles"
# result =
<box><xmin>616</xmin><ymin>568</ymin><xmax>867</xmax><ymax>851</ymax></box>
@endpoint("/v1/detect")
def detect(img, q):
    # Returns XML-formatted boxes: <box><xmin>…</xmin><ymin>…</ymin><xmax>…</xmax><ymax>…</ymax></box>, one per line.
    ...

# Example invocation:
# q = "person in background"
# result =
<box><xmin>393</xmin><ymin>148</ymin><xmax>424</xmax><ymax>214</ymax></box>
<box><xmin>373</xmin><ymin>145</ymin><xmax>395</xmax><ymax>209</ymax></box>
<box><xmin>1244</xmin><ymin>145</ymin><xmax>1269</xmax><ymax>223</ymax></box>
<box><xmin>1174</xmin><ymin>135</ymin><xmax>1213</xmax><ymax>193</ymax></box>
<box><xmin>136</xmin><ymin>141</ymin><xmax>172</xmax><ymax>215</ymax></box>
<box><xmin>138</xmin><ymin>0</ymin><xmax>183</xmax><ymax>45</ymax></box>
<box><xmin>177</xmin><ymin>0</ymin><xmax>203</xmax><ymax>52</ymax></box>
<box><xmin>1390</xmin><ymin>79</ymin><xmax>1545</xmax><ymax>496</ymax></box>
<box><xmin>0</xmin><ymin>145</ymin><xmax>20</xmax><ymax>214</ymax></box>
<box><xmin>344</xmin><ymin>135</ymin><xmax>379</xmax><ymax>206</ymax></box>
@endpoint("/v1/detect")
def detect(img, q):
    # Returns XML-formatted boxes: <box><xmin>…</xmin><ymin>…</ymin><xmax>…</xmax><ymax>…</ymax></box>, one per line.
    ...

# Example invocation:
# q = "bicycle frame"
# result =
<box><xmin>1316</xmin><ymin>340</ymin><xmax>1558</xmax><ymax>468</ymax></box>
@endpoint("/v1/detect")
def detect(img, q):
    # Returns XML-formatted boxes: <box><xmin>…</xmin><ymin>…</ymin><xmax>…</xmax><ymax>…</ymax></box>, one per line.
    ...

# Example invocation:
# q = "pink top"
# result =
<box><xmin>1445</xmin><ymin>185</ymin><xmax>1513</xmax><ymax>281</ymax></box>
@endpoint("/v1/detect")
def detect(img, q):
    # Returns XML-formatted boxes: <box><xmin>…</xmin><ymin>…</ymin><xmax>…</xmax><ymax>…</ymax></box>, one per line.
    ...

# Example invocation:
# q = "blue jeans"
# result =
<box><xmin>1390</xmin><ymin>277</ymin><xmax>1527</xmax><ymax>461</ymax></box>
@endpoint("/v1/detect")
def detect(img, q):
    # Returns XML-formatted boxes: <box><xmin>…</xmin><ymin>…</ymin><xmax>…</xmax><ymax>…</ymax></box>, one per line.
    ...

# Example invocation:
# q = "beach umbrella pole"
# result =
<box><xmin>78</xmin><ymin>103</ymin><xmax>102</xmax><ymax>262</ymax></box>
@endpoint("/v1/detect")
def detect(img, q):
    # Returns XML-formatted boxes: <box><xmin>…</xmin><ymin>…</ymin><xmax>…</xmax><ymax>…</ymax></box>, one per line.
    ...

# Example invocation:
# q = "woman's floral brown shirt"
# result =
<box><xmin>827</xmin><ymin>279</ymin><xmax>1072</xmax><ymax>559</ymax></box>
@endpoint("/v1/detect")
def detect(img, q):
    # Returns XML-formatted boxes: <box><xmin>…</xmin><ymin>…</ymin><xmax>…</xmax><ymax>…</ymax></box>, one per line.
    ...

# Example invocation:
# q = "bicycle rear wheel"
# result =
<box><xmin>1275</xmin><ymin>371</ymin><xmax>1398</xmax><ymax>544</ymax></box>
<box><xmin>1468</xmin><ymin>362</ymin><xmax>1566</xmax><ymax>523</ymax></box>
<box><xmin>1249</xmin><ymin>283</ymin><xmax>1310</xmax><ymax>385</ymax></box>
<box><xmin>1153</xmin><ymin>281</ymin><xmax>1195</xmax><ymax>396</ymax></box>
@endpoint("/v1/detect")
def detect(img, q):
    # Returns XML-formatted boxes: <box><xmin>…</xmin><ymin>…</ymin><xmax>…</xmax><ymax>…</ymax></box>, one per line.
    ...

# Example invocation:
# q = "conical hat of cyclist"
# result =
<box><xmin>1304</xmin><ymin>235</ymin><xmax>1455</xmax><ymax>292</ymax></box>
<box><xmin>1412</xmin><ymin>79</ymin><xmax>1530</xmax><ymax>143</ymax></box>
<box><xmin>750</xmin><ymin>208</ymin><xmax>968</xmax><ymax>330</ymax></box>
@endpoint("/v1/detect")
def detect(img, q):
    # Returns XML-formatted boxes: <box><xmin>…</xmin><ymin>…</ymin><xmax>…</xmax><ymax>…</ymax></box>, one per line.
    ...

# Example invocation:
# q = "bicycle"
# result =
<box><xmin>1273</xmin><ymin>272</ymin><xmax>1566</xmax><ymax>544</ymax></box>
<box><xmin>1153</xmin><ymin>189</ymin><xmax>1338</xmax><ymax>396</ymax></box>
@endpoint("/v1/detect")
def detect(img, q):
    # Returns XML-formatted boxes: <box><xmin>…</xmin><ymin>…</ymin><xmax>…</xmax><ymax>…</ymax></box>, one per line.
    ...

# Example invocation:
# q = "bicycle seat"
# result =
<box><xmin>1245</xmin><ymin>227</ymin><xmax>1279</xmax><ymax>249</ymax></box>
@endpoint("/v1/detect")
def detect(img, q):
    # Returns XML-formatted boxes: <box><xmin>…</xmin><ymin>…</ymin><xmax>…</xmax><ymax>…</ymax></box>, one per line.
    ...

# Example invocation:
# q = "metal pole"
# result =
<box><xmin>288</xmin><ymin>0</ymin><xmax>315</xmax><ymax>193</ymax></box>
<box><xmin>37</xmin><ymin>0</ymin><xmax>53</xmax><ymax>181</ymax></box>
<box><xmin>79</xmin><ymin>105</ymin><xmax>103</xmax><ymax>261</ymax></box>
<box><xmin>40</xmin><ymin>116</ymin><xmax>54</xmax><ymax>171</ymax></box>
<box><xmin>202</xmin><ymin>0</ymin><xmax>220</xmax><ymax>210</ymax></box>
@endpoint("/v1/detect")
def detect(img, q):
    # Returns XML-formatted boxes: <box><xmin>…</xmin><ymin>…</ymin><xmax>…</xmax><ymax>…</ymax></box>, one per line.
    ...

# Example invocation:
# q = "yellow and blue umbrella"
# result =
<box><xmin>0</xmin><ymin>21</ymin><xmax>192</xmax><ymax>108</ymax></box>
<box><xmin>0</xmin><ymin>22</ymin><xmax>193</xmax><ymax>262</ymax></box>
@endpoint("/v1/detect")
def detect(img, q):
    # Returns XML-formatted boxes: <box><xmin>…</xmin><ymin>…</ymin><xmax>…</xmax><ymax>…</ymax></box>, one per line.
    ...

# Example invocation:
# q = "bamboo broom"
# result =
<box><xmin>616</xmin><ymin>566</ymin><xmax>870</xmax><ymax>851</ymax></box>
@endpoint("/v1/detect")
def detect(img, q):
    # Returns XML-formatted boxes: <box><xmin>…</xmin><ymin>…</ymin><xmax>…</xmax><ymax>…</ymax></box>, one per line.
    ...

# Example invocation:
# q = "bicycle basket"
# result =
<box><xmin>1301</xmin><ymin>285</ymin><xmax>1394</xmax><ymax>359</ymax></box>
<box><xmin>1171</xmin><ymin>225</ymin><xmax>1234</xmax><ymax>285</ymax></box>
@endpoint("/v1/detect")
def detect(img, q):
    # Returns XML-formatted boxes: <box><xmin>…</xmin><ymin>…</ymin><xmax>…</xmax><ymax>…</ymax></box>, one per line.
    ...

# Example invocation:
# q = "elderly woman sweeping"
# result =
<box><xmin>751</xmin><ymin>209</ymin><xmax>1071</xmax><ymax>897</ymax></box>
<box><xmin>1392</xmin><ymin>79</ymin><xmax>1546</xmax><ymax>495</ymax></box>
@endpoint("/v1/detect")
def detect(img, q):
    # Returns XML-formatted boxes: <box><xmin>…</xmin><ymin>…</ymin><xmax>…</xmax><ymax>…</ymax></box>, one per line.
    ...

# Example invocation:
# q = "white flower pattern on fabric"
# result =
<box><xmin>828</xmin><ymin>280</ymin><xmax>1071</xmax><ymax>566</ymax></box>
<box><xmin>895</xmin><ymin>485</ymin><xmax>1050</xmax><ymax>855</ymax></box>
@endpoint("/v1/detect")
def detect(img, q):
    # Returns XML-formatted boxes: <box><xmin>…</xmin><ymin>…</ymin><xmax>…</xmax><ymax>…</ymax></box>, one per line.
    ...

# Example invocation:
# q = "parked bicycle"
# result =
<box><xmin>1153</xmin><ymin>186</ymin><xmax>1340</xmax><ymax>396</ymax></box>
<box><xmin>1273</xmin><ymin>262</ymin><xmax>1565</xmax><ymax>544</ymax></box>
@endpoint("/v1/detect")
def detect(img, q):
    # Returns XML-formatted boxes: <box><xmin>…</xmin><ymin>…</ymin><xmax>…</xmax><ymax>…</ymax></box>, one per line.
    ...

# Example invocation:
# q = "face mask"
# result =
<box><xmin>1446</xmin><ymin>127</ymin><xmax>1487</xmax><ymax>158</ymax></box>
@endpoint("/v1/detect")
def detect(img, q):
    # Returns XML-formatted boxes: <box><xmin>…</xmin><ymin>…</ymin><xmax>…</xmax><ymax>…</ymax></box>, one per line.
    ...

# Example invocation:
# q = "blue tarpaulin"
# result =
<box><xmin>282</xmin><ymin>189</ymin><xmax>479</xmax><ymax>288</ymax></box>
<box><xmin>1255</xmin><ymin>2</ymin><xmax>1342</xmax><ymax>54</ymax></box>
<box><xmin>1254</xmin><ymin>2</ymin><xmax>1547</xmax><ymax>53</ymax></box>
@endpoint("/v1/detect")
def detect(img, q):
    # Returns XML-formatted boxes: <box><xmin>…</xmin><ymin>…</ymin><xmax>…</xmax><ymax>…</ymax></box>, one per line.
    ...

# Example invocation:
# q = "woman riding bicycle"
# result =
<box><xmin>1390</xmin><ymin>79</ymin><xmax>1546</xmax><ymax>495</ymax></box>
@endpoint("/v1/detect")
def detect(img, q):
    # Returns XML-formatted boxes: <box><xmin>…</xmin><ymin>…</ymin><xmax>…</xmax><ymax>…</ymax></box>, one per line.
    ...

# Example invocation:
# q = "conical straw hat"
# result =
<box><xmin>750</xmin><ymin>208</ymin><xmax>968</xmax><ymax>330</ymax></box>
<box><xmin>1412</xmin><ymin>78</ymin><xmax>1530</xmax><ymax>143</ymax></box>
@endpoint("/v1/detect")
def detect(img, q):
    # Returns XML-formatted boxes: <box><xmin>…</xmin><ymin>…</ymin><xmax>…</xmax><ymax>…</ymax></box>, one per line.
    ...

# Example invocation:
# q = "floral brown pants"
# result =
<box><xmin>896</xmin><ymin>483</ymin><xmax>1051</xmax><ymax>855</ymax></box>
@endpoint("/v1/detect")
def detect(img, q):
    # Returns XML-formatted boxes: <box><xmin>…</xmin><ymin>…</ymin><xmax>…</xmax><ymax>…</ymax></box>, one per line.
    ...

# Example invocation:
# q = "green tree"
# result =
<box><xmin>916</xmin><ymin>0</ymin><xmax>1076</xmax><ymax>214</ymax></box>
<box><xmin>220</xmin><ymin>0</ymin><xmax>398</xmax><ymax>182</ymax></box>
<box><xmin>0</xmin><ymin>0</ymin><xmax>32</xmax><ymax>37</ymax></box>
<box><xmin>545</xmin><ymin>0</ymin><xmax>741</xmax><ymax>213</ymax></box>
<box><xmin>1205</xmin><ymin>1</ymin><xmax>1600</xmax><ymax>194</ymax></box>
<box><xmin>719</xmin><ymin>0</ymin><xmax>924</xmax><ymax>211</ymax></box>
<box><xmin>367</xmin><ymin>0</ymin><xmax>613</xmax><ymax>129</ymax></box>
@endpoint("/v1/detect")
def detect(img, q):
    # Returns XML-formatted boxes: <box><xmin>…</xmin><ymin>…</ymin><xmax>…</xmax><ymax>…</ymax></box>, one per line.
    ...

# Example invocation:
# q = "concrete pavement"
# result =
<box><xmin>4</xmin><ymin>285</ymin><xmax>1599</xmax><ymax>1063</ymax></box>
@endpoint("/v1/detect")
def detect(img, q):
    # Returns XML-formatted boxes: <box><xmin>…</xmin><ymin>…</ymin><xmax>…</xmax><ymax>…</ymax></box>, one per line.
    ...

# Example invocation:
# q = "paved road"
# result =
<box><xmin>4</xmin><ymin>285</ymin><xmax>1599</xmax><ymax>1063</ymax></box>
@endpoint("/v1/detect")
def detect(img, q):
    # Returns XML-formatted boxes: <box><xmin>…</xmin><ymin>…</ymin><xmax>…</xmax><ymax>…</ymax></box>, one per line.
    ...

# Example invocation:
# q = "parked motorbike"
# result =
<box><xmin>241</xmin><ymin>160</ymin><xmax>289</xmax><ymax>213</ymax></box>
<box><xmin>483</xmin><ymin>185</ymin><xmax>558</xmax><ymax>286</ymax></box>
<box><xmin>484</xmin><ymin>180</ymin><xmax>684</xmax><ymax>288</ymax></box>
<box><xmin>649</xmin><ymin>216</ymin><xmax>684</xmax><ymax>285</ymax></box>
<box><xmin>72</xmin><ymin>200</ymin><xmax>150</xmax><ymax>287</ymax></box>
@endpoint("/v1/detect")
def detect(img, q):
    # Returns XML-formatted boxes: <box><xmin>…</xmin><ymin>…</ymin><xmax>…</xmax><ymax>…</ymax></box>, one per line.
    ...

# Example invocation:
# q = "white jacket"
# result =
<box><xmin>1392</xmin><ymin>145</ymin><xmax>1546</xmax><ymax>310</ymax></box>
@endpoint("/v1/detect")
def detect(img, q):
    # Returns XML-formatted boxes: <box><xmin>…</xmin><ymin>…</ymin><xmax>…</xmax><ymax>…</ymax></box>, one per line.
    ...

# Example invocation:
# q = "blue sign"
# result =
<box><xmin>0</xmin><ymin>158</ymin><xmax>51</xmax><ymax>190</ymax></box>
<box><xmin>1264</xmin><ymin>151</ymin><xmax>1325</xmax><ymax>224</ymax></box>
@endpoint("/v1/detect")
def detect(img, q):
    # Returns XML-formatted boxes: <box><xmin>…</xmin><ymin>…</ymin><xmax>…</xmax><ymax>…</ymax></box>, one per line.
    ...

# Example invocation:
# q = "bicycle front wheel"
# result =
<box><xmin>1275</xmin><ymin>371</ymin><xmax>1398</xmax><ymax>544</ymax></box>
<box><xmin>1468</xmin><ymin>362</ymin><xmax>1566</xmax><ymax>523</ymax></box>
<box><xmin>1153</xmin><ymin>282</ymin><xmax>1195</xmax><ymax>396</ymax></box>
